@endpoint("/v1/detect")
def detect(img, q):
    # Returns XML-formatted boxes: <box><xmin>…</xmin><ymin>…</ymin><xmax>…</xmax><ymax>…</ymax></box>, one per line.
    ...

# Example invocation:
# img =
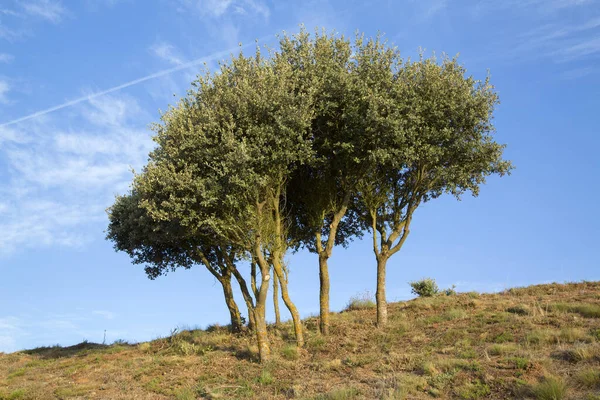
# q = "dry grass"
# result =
<box><xmin>1</xmin><ymin>281</ymin><xmax>599</xmax><ymax>399</ymax></box>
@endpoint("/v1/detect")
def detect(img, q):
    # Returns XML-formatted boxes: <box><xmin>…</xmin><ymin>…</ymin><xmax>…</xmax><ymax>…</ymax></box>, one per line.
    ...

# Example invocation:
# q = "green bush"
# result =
<box><xmin>345</xmin><ymin>292</ymin><xmax>376</xmax><ymax>311</ymax></box>
<box><xmin>410</xmin><ymin>278</ymin><xmax>439</xmax><ymax>297</ymax></box>
<box><xmin>444</xmin><ymin>285</ymin><xmax>457</xmax><ymax>296</ymax></box>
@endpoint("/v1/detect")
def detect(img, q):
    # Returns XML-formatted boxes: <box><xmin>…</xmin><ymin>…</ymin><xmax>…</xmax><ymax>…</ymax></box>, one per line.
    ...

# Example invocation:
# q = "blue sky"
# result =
<box><xmin>0</xmin><ymin>0</ymin><xmax>599</xmax><ymax>353</ymax></box>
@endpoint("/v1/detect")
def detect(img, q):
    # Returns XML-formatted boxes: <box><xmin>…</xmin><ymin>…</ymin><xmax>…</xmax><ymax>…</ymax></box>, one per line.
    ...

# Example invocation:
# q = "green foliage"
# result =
<box><xmin>106</xmin><ymin>26</ymin><xmax>512</xmax><ymax>356</ymax></box>
<box><xmin>410</xmin><ymin>278</ymin><xmax>439</xmax><ymax>297</ymax></box>
<box><xmin>443</xmin><ymin>285</ymin><xmax>457</xmax><ymax>296</ymax></box>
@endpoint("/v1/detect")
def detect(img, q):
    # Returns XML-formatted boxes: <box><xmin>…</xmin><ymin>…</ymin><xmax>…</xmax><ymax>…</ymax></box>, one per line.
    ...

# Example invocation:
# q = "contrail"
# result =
<box><xmin>0</xmin><ymin>43</ymin><xmax>257</xmax><ymax>128</ymax></box>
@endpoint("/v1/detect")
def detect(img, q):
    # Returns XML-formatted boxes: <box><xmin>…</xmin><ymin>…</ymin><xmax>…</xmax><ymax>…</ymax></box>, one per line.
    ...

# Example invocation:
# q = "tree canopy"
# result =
<box><xmin>106</xmin><ymin>28</ymin><xmax>512</xmax><ymax>363</ymax></box>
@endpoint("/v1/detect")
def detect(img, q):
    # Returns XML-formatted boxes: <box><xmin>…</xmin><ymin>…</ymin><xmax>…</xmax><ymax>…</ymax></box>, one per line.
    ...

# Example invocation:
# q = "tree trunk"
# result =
<box><xmin>220</xmin><ymin>273</ymin><xmax>243</xmax><ymax>333</ymax></box>
<box><xmin>229</xmin><ymin>265</ymin><xmax>256</xmax><ymax>332</ymax></box>
<box><xmin>272</xmin><ymin>258</ymin><xmax>304</xmax><ymax>347</ymax></box>
<box><xmin>318</xmin><ymin>255</ymin><xmax>330</xmax><ymax>335</ymax></box>
<box><xmin>253</xmin><ymin>303</ymin><xmax>270</xmax><ymax>361</ymax></box>
<box><xmin>273</xmin><ymin>270</ymin><xmax>281</xmax><ymax>326</ymax></box>
<box><xmin>253</xmin><ymin>224</ymin><xmax>272</xmax><ymax>362</ymax></box>
<box><xmin>376</xmin><ymin>255</ymin><xmax>388</xmax><ymax>327</ymax></box>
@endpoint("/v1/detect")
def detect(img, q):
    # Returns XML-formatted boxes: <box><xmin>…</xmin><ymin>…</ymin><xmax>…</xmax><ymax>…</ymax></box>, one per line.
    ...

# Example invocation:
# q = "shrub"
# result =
<box><xmin>345</xmin><ymin>292</ymin><xmax>376</xmax><ymax>311</ymax></box>
<box><xmin>444</xmin><ymin>285</ymin><xmax>457</xmax><ymax>296</ymax></box>
<box><xmin>410</xmin><ymin>278</ymin><xmax>439</xmax><ymax>297</ymax></box>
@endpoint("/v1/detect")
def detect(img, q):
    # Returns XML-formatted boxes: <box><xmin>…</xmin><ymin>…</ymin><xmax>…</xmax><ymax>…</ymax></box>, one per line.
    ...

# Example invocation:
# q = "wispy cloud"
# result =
<box><xmin>20</xmin><ymin>0</ymin><xmax>67</xmax><ymax>24</ymax></box>
<box><xmin>0</xmin><ymin>80</ymin><xmax>10</xmax><ymax>104</ymax></box>
<box><xmin>561</xmin><ymin>65</ymin><xmax>599</xmax><ymax>79</ymax></box>
<box><xmin>0</xmin><ymin>42</ymin><xmax>255</xmax><ymax>128</ymax></box>
<box><xmin>0</xmin><ymin>312</ymin><xmax>125</xmax><ymax>352</ymax></box>
<box><xmin>178</xmin><ymin>0</ymin><xmax>270</xmax><ymax>19</ymax></box>
<box><xmin>0</xmin><ymin>23</ymin><xmax>26</xmax><ymax>41</ymax></box>
<box><xmin>93</xmin><ymin>310</ymin><xmax>116</xmax><ymax>320</ymax></box>
<box><xmin>554</xmin><ymin>36</ymin><xmax>600</xmax><ymax>61</ymax></box>
<box><xmin>0</xmin><ymin>53</ymin><xmax>14</xmax><ymax>63</ymax></box>
<box><xmin>0</xmin><ymin>93</ymin><xmax>153</xmax><ymax>254</ymax></box>
<box><xmin>474</xmin><ymin>0</ymin><xmax>594</xmax><ymax>15</ymax></box>
<box><xmin>424</xmin><ymin>0</ymin><xmax>447</xmax><ymax>18</ymax></box>
<box><xmin>150</xmin><ymin>41</ymin><xmax>185</xmax><ymax>65</ymax></box>
<box><xmin>514</xmin><ymin>16</ymin><xmax>600</xmax><ymax>62</ymax></box>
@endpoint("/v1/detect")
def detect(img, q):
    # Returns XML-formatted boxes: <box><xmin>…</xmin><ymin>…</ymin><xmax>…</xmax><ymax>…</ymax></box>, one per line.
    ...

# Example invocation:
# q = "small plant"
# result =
<box><xmin>443</xmin><ymin>285</ymin><xmax>457</xmax><ymax>296</ymax></box>
<box><xmin>410</xmin><ymin>278</ymin><xmax>439</xmax><ymax>297</ymax></box>
<box><xmin>137</xmin><ymin>342</ymin><xmax>151</xmax><ymax>352</ymax></box>
<box><xmin>345</xmin><ymin>291</ymin><xmax>376</xmax><ymax>311</ymax></box>
<box><xmin>175</xmin><ymin>341</ymin><xmax>206</xmax><ymax>356</ymax></box>
<box><xmin>575</xmin><ymin>368</ymin><xmax>600</xmax><ymax>388</ymax></box>
<box><xmin>532</xmin><ymin>376</ymin><xmax>568</xmax><ymax>400</ymax></box>
<box><xmin>281</xmin><ymin>344</ymin><xmax>299</xmax><ymax>360</ymax></box>
<box><xmin>257</xmin><ymin>370</ymin><xmax>274</xmax><ymax>385</ymax></box>
<box><xmin>508</xmin><ymin>356</ymin><xmax>532</xmax><ymax>370</ymax></box>
<box><xmin>307</xmin><ymin>335</ymin><xmax>327</xmax><ymax>351</ymax></box>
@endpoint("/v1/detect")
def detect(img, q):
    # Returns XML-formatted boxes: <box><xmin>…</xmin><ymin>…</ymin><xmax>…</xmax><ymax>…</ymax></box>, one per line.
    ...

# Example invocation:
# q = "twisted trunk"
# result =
<box><xmin>272</xmin><ymin>257</ymin><xmax>304</xmax><ymax>347</ymax></box>
<box><xmin>229</xmin><ymin>263</ymin><xmax>257</xmax><ymax>332</ymax></box>
<box><xmin>273</xmin><ymin>270</ymin><xmax>281</xmax><ymax>326</ymax></box>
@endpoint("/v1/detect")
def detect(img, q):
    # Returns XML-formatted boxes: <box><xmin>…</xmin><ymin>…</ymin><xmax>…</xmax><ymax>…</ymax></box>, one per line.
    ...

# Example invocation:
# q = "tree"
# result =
<box><xmin>355</xmin><ymin>48</ymin><xmax>513</xmax><ymax>326</ymax></box>
<box><xmin>106</xmin><ymin>191</ymin><xmax>255</xmax><ymax>333</ymax></box>
<box><xmin>284</xmin><ymin>30</ymin><xmax>365</xmax><ymax>335</ymax></box>
<box><xmin>132</xmin><ymin>46</ymin><xmax>314</xmax><ymax>362</ymax></box>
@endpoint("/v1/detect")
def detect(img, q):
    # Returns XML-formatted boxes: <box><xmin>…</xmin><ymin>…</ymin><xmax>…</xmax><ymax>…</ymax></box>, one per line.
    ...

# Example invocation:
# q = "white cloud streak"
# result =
<box><xmin>150</xmin><ymin>41</ymin><xmax>185</xmax><ymax>65</ymax></box>
<box><xmin>0</xmin><ymin>80</ymin><xmax>10</xmax><ymax>104</ymax></box>
<box><xmin>20</xmin><ymin>0</ymin><xmax>67</xmax><ymax>23</ymax></box>
<box><xmin>0</xmin><ymin>53</ymin><xmax>14</xmax><ymax>63</ymax></box>
<box><xmin>93</xmin><ymin>310</ymin><xmax>115</xmax><ymax>320</ymax></box>
<box><xmin>178</xmin><ymin>0</ymin><xmax>270</xmax><ymax>19</ymax></box>
<box><xmin>0</xmin><ymin>41</ymin><xmax>258</xmax><ymax>128</ymax></box>
<box><xmin>0</xmin><ymin>93</ymin><xmax>154</xmax><ymax>254</ymax></box>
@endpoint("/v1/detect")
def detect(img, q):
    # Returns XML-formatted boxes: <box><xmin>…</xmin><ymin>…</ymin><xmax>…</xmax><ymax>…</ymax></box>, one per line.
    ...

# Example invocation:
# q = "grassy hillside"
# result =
<box><xmin>1</xmin><ymin>281</ymin><xmax>599</xmax><ymax>399</ymax></box>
